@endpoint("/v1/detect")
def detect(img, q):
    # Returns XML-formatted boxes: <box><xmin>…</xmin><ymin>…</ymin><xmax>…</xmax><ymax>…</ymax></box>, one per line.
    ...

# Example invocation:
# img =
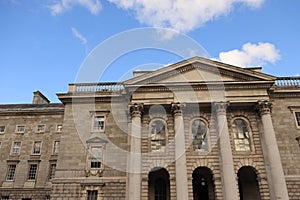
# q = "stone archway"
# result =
<box><xmin>238</xmin><ymin>166</ymin><xmax>261</xmax><ymax>200</ymax></box>
<box><xmin>148</xmin><ymin>167</ymin><xmax>170</xmax><ymax>200</ymax></box>
<box><xmin>192</xmin><ymin>167</ymin><xmax>215</xmax><ymax>200</ymax></box>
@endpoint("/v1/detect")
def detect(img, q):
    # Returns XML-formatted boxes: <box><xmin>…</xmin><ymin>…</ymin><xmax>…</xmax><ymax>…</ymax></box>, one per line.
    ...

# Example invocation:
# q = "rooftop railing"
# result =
<box><xmin>274</xmin><ymin>77</ymin><xmax>300</xmax><ymax>87</ymax></box>
<box><xmin>68</xmin><ymin>77</ymin><xmax>300</xmax><ymax>93</ymax></box>
<box><xmin>69</xmin><ymin>82</ymin><xmax>124</xmax><ymax>93</ymax></box>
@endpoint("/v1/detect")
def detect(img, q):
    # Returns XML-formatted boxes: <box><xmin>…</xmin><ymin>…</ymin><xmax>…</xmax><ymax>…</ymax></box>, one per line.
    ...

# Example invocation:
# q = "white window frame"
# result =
<box><xmin>48</xmin><ymin>163</ymin><xmax>56</xmax><ymax>180</ymax></box>
<box><xmin>85</xmin><ymin>137</ymin><xmax>107</xmax><ymax>176</ymax></box>
<box><xmin>288</xmin><ymin>106</ymin><xmax>300</xmax><ymax>129</ymax></box>
<box><xmin>53</xmin><ymin>141</ymin><xmax>60</xmax><ymax>154</ymax></box>
<box><xmin>294</xmin><ymin>112</ymin><xmax>300</xmax><ymax>128</ymax></box>
<box><xmin>56</xmin><ymin>124</ymin><xmax>63</xmax><ymax>132</ymax></box>
<box><xmin>32</xmin><ymin>141</ymin><xmax>42</xmax><ymax>155</ymax></box>
<box><xmin>15</xmin><ymin>125</ymin><xmax>25</xmax><ymax>133</ymax></box>
<box><xmin>6</xmin><ymin>164</ymin><xmax>17</xmax><ymax>181</ymax></box>
<box><xmin>11</xmin><ymin>141</ymin><xmax>21</xmax><ymax>155</ymax></box>
<box><xmin>0</xmin><ymin>125</ymin><xmax>5</xmax><ymax>134</ymax></box>
<box><xmin>93</xmin><ymin>116</ymin><xmax>105</xmax><ymax>132</ymax></box>
<box><xmin>90</xmin><ymin>146</ymin><xmax>103</xmax><ymax>169</ymax></box>
<box><xmin>27</xmin><ymin>164</ymin><xmax>38</xmax><ymax>180</ymax></box>
<box><xmin>36</xmin><ymin>124</ymin><xmax>46</xmax><ymax>133</ymax></box>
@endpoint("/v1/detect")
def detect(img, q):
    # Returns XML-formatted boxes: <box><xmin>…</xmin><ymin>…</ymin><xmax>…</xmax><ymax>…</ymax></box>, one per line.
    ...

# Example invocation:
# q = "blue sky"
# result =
<box><xmin>0</xmin><ymin>0</ymin><xmax>299</xmax><ymax>103</ymax></box>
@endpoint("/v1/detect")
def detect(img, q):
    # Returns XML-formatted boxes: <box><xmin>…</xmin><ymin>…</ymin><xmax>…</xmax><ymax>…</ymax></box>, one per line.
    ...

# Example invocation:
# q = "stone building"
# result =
<box><xmin>0</xmin><ymin>57</ymin><xmax>300</xmax><ymax>199</ymax></box>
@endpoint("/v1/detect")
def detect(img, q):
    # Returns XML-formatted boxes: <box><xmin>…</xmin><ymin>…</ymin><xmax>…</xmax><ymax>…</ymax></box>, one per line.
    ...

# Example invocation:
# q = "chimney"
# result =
<box><xmin>32</xmin><ymin>90</ymin><xmax>50</xmax><ymax>104</ymax></box>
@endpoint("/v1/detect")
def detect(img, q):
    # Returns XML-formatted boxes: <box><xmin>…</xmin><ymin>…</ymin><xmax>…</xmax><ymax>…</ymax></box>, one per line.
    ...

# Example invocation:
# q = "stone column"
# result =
<box><xmin>172</xmin><ymin>102</ymin><xmax>189</xmax><ymax>200</ymax></box>
<box><xmin>126</xmin><ymin>103</ymin><xmax>143</xmax><ymax>200</ymax></box>
<box><xmin>257</xmin><ymin>100</ymin><xmax>289</xmax><ymax>199</ymax></box>
<box><xmin>214</xmin><ymin>102</ymin><xmax>238</xmax><ymax>200</ymax></box>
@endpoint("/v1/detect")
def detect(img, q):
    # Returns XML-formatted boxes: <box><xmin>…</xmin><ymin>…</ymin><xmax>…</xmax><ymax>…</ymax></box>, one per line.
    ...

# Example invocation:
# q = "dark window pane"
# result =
<box><xmin>155</xmin><ymin>178</ymin><xmax>166</xmax><ymax>200</ymax></box>
<box><xmin>87</xmin><ymin>190</ymin><xmax>98</xmax><ymax>200</ymax></box>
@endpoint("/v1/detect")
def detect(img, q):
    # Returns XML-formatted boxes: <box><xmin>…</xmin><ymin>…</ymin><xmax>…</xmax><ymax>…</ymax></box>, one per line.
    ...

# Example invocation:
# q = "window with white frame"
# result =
<box><xmin>150</xmin><ymin>119</ymin><xmax>166</xmax><ymax>152</ymax></box>
<box><xmin>33</xmin><ymin>141</ymin><xmax>42</xmax><ymax>155</ymax></box>
<box><xmin>295</xmin><ymin>112</ymin><xmax>300</xmax><ymax>127</ymax></box>
<box><xmin>87</xmin><ymin>190</ymin><xmax>98</xmax><ymax>200</ymax></box>
<box><xmin>28</xmin><ymin>164</ymin><xmax>38</xmax><ymax>180</ymax></box>
<box><xmin>56</xmin><ymin>124</ymin><xmax>63</xmax><ymax>132</ymax></box>
<box><xmin>53</xmin><ymin>141</ymin><xmax>60</xmax><ymax>154</ymax></box>
<box><xmin>11</xmin><ymin>141</ymin><xmax>21</xmax><ymax>155</ymax></box>
<box><xmin>16</xmin><ymin>125</ymin><xmax>25</xmax><ymax>133</ymax></box>
<box><xmin>191</xmin><ymin>119</ymin><xmax>208</xmax><ymax>151</ymax></box>
<box><xmin>45</xmin><ymin>195</ymin><xmax>50</xmax><ymax>200</ymax></box>
<box><xmin>232</xmin><ymin>119</ymin><xmax>251</xmax><ymax>151</ymax></box>
<box><xmin>90</xmin><ymin>146</ymin><xmax>102</xmax><ymax>168</ymax></box>
<box><xmin>37</xmin><ymin>124</ymin><xmax>45</xmax><ymax>133</ymax></box>
<box><xmin>0</xmin><ymin>125</ymin><xmax>5</xmax><ymax>133</ymax></box>
<box><xmin>6</xmin><ymin>164</ymin><xmax>16</xmax><ymax>181</ymax></box>
<box><xmin>93</xmin><ymin>116</ymin><xmax>105</xmax><ymax>131</ymax></box>
<box><xmin>49</xmin><ymin>163</ymin><xmax>56</xmax><ymax>180</ymax></box>
<box><xmin>1</xmin><ymin>196</ymin><xmax>9</xmax><ymax>200</ymax></box>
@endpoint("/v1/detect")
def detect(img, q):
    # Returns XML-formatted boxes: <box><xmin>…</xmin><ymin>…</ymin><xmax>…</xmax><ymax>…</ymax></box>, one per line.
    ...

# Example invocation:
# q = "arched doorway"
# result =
<box><xmin>238</xmin><ymin>166</ymin><xmax>261</xmax><ymax>200</ymax></box>
<box><xmin>148</xmin><ymin>168</ymin><xmax>170</xmax><ymax>200</ymax></box>
<box><xmin>192</xmin><ymin>167</ymin><xmax>215</xmax><ymax>200</ymax></box>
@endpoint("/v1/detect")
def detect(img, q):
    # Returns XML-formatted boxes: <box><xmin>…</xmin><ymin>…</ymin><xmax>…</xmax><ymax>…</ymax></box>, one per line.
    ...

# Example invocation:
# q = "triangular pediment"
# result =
<box><xmin>86</xmin><ymin>137</ymin><xmax>108</xmax><ymax>144</ymax></box>
<box><xmin>124</xmin><ymin>57</ymin><xmax>276</xmax><ymax>85</ymax></box>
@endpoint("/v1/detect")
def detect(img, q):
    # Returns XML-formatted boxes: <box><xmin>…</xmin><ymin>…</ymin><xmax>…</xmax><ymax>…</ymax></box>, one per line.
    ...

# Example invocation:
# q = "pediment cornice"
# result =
<box><xmin>124</xmin><ymin>57</ymin><xmax>276</xmax><ymax>85</ymax></box>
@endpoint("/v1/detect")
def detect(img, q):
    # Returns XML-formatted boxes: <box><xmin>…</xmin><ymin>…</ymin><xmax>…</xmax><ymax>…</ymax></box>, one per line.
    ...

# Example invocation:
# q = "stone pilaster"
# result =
<box><xmin>126</xmin><ymin>103</ymin><xmax>143</xmax><ymax>200</ymax></box>
<box><xmin>257</xmin><ymin>100</ymin><xmax>289</xmax><ymax>199</ymax></box>
<box><xmin>214</xmin><ymin>102</ymin><xmax>239</xmax><ymax>200</ymax></box>
<box><xmin>171</xmin><ymin>102</ymin><xmax>189</xmax><ymax>200</ymax></box>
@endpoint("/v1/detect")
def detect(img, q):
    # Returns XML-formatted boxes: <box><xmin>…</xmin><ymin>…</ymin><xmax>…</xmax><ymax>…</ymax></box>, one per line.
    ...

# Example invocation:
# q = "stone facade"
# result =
<box><xmin>0</xmin><ymin>57</ymin><xmax>299</xmax><ymax>199</ymax></box>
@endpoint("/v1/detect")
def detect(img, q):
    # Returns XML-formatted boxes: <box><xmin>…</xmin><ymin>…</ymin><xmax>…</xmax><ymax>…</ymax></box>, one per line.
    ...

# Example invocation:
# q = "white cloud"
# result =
<box><xmin>217</xmin><ymin>42</ymin><xmax>280</xmax><ymax>67</ymax></box>
<box><xmin>49</xmin><ymin>0</ymin><xmax>102</xmax><ymax>15</ymax></box>
<box><xmin>107</xmin><ymin>0</ymin><xmax>265</xmax><ymax>33</ymax></box>
<box><xmin>71</xmin><ymin>27</ymin><xmax>88</xmax><ymax>45</ymax></box>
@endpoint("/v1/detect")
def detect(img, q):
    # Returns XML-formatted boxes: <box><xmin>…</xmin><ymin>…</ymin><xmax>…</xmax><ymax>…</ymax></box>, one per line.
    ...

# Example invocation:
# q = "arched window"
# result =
<box><xmin>238</xmin><ymin>167</ymin><xmax>261</xmax><ymax>200</ymax></box>
<box><xmin>232</xmin><ymin>119</ymin><xmax>251</xmax><ymax>151</ymax></box>
<box><xmin>192</xmin><ymin>167</ymin><xmax>215</xmax><ymax>200</ymax></box>
<box><xmin>191</xmin><ymin>119</ymin><xmax>208</xmax><ymax>151</ymax></box>
<box><xmin>150</xmin><ymin>120</ymin><xmax>166</xmax><ymax>152</ymax></box>
<box><xmin>149</xmin><ymin>168</ymin><xmax>170</xmax><ymax>200</ymax></box>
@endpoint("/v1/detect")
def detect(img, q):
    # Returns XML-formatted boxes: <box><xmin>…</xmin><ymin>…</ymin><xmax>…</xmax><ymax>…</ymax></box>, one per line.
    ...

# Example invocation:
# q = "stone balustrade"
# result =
<box><xmin>69</xmin><ymin>82</ymin><xmax>124</xmax><ymax>93</ymax></box>
<box><xmin>275</xmin><ymin>77</ymin><xmax>300</xmax><ymax>87</ymax></box>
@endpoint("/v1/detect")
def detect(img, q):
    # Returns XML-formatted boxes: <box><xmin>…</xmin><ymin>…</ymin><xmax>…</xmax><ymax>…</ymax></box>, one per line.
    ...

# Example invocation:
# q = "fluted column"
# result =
<box><xmin>257</xmin><ymin>100</ymin><xmax>289</xmax><ymax>199</ymax></box>
<box><xmin>126</xmin><ymin>103</ymin><xmax>143</xmax><ymax>200</ymax></box>
<box><xmin>214</xmin><ymin>102</ymin><xmax>238</xmax><ymax>200</ymax></box>
<box><xmin>172</xmin><ymin>102</ymin><xmax>189</xmax><ymax>200</ymax></box>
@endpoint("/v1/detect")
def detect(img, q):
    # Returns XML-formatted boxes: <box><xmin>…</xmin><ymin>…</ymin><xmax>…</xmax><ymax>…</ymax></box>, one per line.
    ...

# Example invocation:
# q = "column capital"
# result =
<box><xmin>171</xmin><ymin>102</ymin><xmax>185</xmax><ymax>116</ymax></box>
<box><xmin>128</xmin><ymin>103</ymin><xmax>144</xmax><ymax>118</ymax></box>
<box><xmin>213</xmin><ymin>101</ymin><xmax>229</xmax><ymax>115</ymax></box>
<box><xmin>257</xmin><ymin>100</ymin><xmax>272</xmax><ymax>115</ymax></box>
